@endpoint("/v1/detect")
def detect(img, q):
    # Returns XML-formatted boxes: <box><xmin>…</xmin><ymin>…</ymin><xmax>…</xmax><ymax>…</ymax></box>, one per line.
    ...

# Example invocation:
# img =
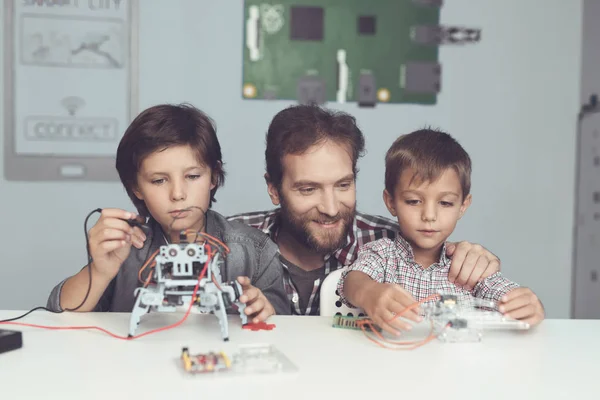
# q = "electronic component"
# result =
<box><xmin>332</xmin><ymin>314</ymin><xmax>363</xmax><ymax>330</ymax></box>
<box><xmin>129</xmin><ymin>231</ymin><xmax>247</xmax><ymax>341</ymax></box>
<box><xmin>355</xmin><ymin>293</ymin><xmax>531</xmax><ymax>349</ymax></box>
<box><xmin>181</xmin><ymin>347</ymin><xmax>231</xmax><ymax>373</ymax></box>
<box><xmin>297</xmin><ymin>75</ymin><xmax>327</xmax><ymax>105</ymax></box>
<box><xmin>358</xmin><ymin>72</ymin><xmax>377</xmax><ymax>107</ymax></box>
<box><xmin>332</xmin><ymin>314</ymin><xmax>381</xmax><ymax>332</ymax></box>
<box><xmin>0</xmin><ymin>329</ymin><xmax>22</xmax><ymax>354</ymax></box>
<box><xmin>181</xmin><ymin>344</ymin><xmax>298</xmax><ymax>376</ymax></box>
<box><xmin>411</xmin><ymin>25</ymin><xmax>481</xmax><ymax>45</ymax></box>
<box><xmin>422</xmin><ymin>294</ymin><xmax>530</xmax><ymax>343</ymax></box>
<box><xmin>400</xmin><ymin>62</ymin><xmax>442</xmax><ymax>94</ymax></box>
<box><xmin>242</xmin><ymin>0</ymin><xmax>480</xmax><ymax>107</ymax></box>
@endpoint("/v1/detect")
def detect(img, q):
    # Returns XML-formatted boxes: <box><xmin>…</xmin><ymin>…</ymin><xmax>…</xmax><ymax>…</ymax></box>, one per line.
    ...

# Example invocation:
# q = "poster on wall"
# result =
<box><xmin>3</xmin><ymin>0</ymin><xmax>139</xmax><ymax>181</ymax></box>
<box><xmin>241</xmin><ymin>0</ymin><xmax>480</xmax><ymax>108</ymax></box>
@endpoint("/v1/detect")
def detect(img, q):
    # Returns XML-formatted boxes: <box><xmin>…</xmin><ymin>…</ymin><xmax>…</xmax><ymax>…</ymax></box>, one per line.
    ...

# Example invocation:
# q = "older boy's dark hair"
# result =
<box><xmin>385</xmin><ymin>128</ymin><xmax>471</xmax><ymax>199</ymax></box>
<box><xmin>265</xmin><ymin>104</ymin><xmax>366</xmax><ymax>188</ymax></box>
<box><xmin>116</xmin><ymin>103</ymin><xmax>225</xmax><ymax>218</ymax></box>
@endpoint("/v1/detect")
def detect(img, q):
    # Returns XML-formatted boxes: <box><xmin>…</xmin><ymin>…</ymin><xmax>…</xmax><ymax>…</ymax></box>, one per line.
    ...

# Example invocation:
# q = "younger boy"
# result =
<box><xmin>338</xmin><ymin>128</ymin><xmax>544</xmax><ymax>336</ymax></box>
<box><xmin>46</xmin><ymin>103</ymin><xmax>290</xmax><ymax>321</ymax></box>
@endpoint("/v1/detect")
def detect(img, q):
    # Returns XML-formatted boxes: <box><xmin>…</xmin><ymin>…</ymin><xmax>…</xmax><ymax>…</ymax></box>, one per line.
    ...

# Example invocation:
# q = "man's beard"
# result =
<box><xmin>279</xmin><ymin>196</ymin><xmax>355</xmax><ymax>254</ymax></box>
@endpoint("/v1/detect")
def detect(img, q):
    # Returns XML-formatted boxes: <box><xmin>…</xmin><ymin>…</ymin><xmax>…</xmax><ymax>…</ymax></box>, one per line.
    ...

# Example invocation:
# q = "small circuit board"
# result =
<box><xmin>181</xmin><ymin>347</ymin><xmax>232</xmax><ymax>374</ymax></box>
<box><xmin>332</xmin><ymin>314</ymin><xmax>381</xmax><ymax>332</ymax></box>
<box><xmin>180</xmin><ymin>344</ymin><xmax>298</xmax><ymax>376</ymax></box>
<box><xmin>242</xmin><ymin>0</ymin><xmax>480</xmax><ymax>107</ymax></box>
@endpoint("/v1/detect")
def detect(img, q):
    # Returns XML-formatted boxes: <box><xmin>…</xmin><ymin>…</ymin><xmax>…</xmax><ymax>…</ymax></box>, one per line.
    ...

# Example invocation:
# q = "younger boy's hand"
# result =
<box><xmin>236</xmin><ymin>276</ymin><xmax>275</xmax><ymax>324</ymax></box>
<box><xmin>498</xmin><ymin>287</ymin><xmax>545</xmax><ymax>327</ymax></box>
<box><xmin>360</xmin><ymin>282</ymin><xmax>423</xmax><ymax>337</ymax></box>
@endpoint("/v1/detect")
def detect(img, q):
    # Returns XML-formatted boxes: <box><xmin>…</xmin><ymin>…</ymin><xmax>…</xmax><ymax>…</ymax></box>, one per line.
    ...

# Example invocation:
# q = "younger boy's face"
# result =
<box><xmin>383</xmin><ymin>167</ymin><xmax>471</xmax><ymax>265</ymax></box>
<box><xmin>133</xmin><ymin>145</ymin><xmax>215</xmax><ymax>241</ymax></box>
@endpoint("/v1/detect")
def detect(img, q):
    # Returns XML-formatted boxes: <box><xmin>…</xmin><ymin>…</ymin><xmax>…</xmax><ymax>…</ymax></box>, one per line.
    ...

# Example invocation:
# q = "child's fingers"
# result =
<box><xmin>501</xmin><ymin>287</ymin><xmax>529</xmax><ymax>302</ymax></box>
<box><xmin>499</xmin><ymin>293</ymin><xmax>530</xmax><ymax>313</ymax></box>
<box><xmin>381</xmin><ymin>309</ymin><xmax>414</xmax><ymax>331</ymax></box>
<box><xmin>388</xmin><ymin>301</ymin><xmax>421</xmax><ymax>324</ymax></box>
<box><xmin>505</xmin><ymin>304</ymin><xmax>535</xmax><ymax>320</ymax></box>
<box><xmin>236</xmin><ymin>276</ymin><xmax>252</xmax><ymax>288</ymax></box>
<box><xmin>244</xmin><ymin>297</ymin><xmax>265</xmax><ymax>316</ymax></box>
<box><xmin>375</xmin><ymin>317</ymin><xmax>403</xmax><ymax>337</ymax></box>
<box><xmin>522</xmin><ymin>313</ymin><xmax>543</xmax><ymax>327</ymax></box>
<box><xmin>100</xmin><ymin>208</ymin><xmax>136</xmax><ymax>221</ymax></box>
<box><xmin>132</xmin><ymin>226</ymin><xmax>147</xmax><ymax>241</ymax></box>
<box><xmin>251</xmin><ymin>304</ymin><xmax>274</xmax><ymax>323</ymax></box>
<box><xmin>99</xmin><ymin>239</ymin><xmax>127</xmax><ymax>253</ymax></box>
<box><xmin>241</xmin><ymin>286</ymin><xmax>260</xmax><ymax>303</ymax></box>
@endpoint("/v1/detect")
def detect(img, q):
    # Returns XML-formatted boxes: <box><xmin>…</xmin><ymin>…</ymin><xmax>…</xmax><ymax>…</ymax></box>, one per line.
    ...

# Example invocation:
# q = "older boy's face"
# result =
<box><xmin>267</xmin><ymin>140</ymin><xmax>356</xmax><ymax>254</ymax></box>
<box><xmin>133</xmin><ymin>145</ymin><xmax>215</xmax><ymax>241</ymax></box>
<box><xmin>383</xmin><ymin>167</ymin><xmax>471</xmax><ymax>265</ymax></box>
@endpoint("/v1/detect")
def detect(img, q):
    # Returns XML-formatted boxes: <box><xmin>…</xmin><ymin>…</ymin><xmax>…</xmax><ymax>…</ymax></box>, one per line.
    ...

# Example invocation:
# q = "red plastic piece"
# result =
<box><xmin>242</xmin><ymin>322</ymin><xmax>276</xmax><ymax>331</ymax></box>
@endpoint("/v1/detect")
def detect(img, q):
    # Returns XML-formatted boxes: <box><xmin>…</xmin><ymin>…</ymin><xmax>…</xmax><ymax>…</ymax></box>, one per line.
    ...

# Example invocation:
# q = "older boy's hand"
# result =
<box><xmin>498</xmin><ymin>287</ymin><xmax>545</xmax><ymax>327</ymax></box>
<box><xmin>88</xmin><ymin>208</ymin><xmax>146</xmax><ymax>280</ymax></box>
<box><xmin>237</xmin><ymin>276</ymin><xmax>275</xmax><ymax>324</ymax></box>
<box><xmin>446</xmin><ymin>241</ymin><xmax>500</xmax><ymax>290</ymax></box>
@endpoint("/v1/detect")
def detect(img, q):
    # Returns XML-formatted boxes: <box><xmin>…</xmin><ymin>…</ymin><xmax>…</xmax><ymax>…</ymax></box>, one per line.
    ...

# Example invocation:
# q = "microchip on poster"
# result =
<box><xmin>241</xmin><ymin>0</ymin><xmax>481</xmax><ymax>107</ymax></box>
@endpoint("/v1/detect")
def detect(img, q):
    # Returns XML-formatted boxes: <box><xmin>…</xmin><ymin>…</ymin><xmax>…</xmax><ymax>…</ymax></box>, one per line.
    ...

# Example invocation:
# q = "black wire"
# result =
<box><xmin>0</xmin><ymin>306</ymin><xmax>61</xmax><ymax>323</ymax></box>
<box><xmin>64</xmin><ymin>208</ymin><xmax>103</xmax><ymax>312</ymax></box>
<box><xmin>0</xmin><ymin>208</ymin><xmax>102</xmax><ymax>323</ymax></box>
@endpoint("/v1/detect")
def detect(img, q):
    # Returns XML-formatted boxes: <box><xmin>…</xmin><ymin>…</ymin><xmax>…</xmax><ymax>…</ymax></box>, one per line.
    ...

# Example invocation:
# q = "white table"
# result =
<box><xmin>0</xmin><ymin>310</ymin><xmax>598</xmax><ymax>400</ymax></box>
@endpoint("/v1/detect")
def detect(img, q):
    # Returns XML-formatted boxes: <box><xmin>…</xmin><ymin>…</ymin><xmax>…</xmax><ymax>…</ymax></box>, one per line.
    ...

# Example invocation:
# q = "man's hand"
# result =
<box><xmin>359</xmin><ymin>280</ymin><xmax>423</xmax><ymax>337</ymax></box>
<box><xmin>446</xmin><ymin>242</ymin><xmax>500</xmax><ymax>290</ymax></box>
<box><xmin>236</xmin><ymin>276</ymin><xmax>275</xmax><ymax>324</ymax></box>
<box><xmin>498</xmin><ymin>287</ymin><xmax>544</xmax><ymax>327</ymax></box>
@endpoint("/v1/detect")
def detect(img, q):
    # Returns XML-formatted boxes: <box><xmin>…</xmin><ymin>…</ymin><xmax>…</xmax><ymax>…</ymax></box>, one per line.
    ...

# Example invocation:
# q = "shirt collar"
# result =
<box><xmin>394</xmin><ymin>234</ymin><xmax>451</xmax><ymax>270</ymax></box>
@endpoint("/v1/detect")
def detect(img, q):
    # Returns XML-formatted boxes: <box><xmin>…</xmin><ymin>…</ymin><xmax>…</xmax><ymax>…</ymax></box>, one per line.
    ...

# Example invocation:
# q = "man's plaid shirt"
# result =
<box><xmin>227</xmin><ymin>209</ymin><xmax>399</xmax><ymax>315</ymax></box>
<box><xmin>338</xmin><ymin>235</ymin><xmax>519</xmax><ymax>309</ymax></box>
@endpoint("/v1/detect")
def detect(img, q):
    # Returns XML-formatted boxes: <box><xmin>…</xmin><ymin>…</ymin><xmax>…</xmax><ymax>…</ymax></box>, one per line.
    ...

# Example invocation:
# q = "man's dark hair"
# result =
<box><xmin>116</xmin><ymin>103</ymin><xmax>225</xmax><ymax>218</ymax></box>
<box><xmin>265</xmin><ymin>104</ymin><xmax>366</xmax><ymax>187</ymax></box>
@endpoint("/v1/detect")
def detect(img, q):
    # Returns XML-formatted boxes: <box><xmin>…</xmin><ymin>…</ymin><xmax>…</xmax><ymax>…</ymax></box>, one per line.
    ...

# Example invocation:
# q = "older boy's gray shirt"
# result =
<box><xmin>46</xmin><ymin>209</ymin><xmax>291</xmax><ymax>316</ymax></box>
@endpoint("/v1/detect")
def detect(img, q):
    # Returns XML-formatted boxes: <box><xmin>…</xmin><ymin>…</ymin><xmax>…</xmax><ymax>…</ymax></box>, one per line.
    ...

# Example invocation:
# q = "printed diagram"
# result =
<box><xmin>21</xmin><ymin>15</ymin><xmax>125</xmax><ymax>68</ymax></box>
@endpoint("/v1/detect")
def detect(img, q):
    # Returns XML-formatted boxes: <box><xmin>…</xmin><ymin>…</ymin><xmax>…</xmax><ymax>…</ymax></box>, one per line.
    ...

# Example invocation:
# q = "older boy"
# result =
<box><xmin>338</xmin><ymin>128</ymin><xmax>544</xmax><ymax>335</ymax></box>
<box><xmin>47</xmin><ymin>104</ymin><xmax>290</xmax><ymax>321</ymax></box>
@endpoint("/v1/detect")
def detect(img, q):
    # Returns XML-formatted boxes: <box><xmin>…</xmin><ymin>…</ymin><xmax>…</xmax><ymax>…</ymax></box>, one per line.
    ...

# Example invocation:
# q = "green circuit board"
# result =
<box><xmin>242</xmin><ymin>0</ymin><xmax>443</xmax><ymax>106</ymax></box>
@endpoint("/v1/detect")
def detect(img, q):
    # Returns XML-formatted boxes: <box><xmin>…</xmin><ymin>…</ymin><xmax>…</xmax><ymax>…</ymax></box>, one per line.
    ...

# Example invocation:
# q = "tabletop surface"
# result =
<box><xmin>0</xmin><ymin>310</ymin><xmax>597</xmax><ymax>400</ymax></box>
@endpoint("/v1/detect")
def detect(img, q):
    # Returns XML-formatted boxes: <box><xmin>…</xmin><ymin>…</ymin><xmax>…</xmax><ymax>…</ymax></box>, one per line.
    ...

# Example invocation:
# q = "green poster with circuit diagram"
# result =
<box><xmin>241</xmin><ymin>0</ymin><xmax>480</xmax><ymax>107</ymax></box>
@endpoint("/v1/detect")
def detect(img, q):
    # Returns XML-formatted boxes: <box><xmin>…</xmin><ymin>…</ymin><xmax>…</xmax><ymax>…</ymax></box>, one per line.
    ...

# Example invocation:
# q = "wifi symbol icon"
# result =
<box><xmin>61</xmin><ymin>96</ymin><xmax>86</xmax><ymax>116</ymax></box>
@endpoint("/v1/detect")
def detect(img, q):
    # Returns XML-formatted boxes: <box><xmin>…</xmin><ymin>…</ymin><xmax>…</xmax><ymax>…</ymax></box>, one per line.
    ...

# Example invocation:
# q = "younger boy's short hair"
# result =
<box><xmin>384</xmin><ymin>128</ymin><xmax>471</xmax><ymax>199</ymax></box>
<box><xmin>116</xmin><ymin>103</ymin><xmax>225</xmax><ymax>218</ymax></box>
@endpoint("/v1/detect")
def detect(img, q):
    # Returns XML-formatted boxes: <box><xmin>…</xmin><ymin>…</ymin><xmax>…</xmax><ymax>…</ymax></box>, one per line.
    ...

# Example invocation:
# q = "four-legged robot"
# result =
<box><xmin>128</xmin><ymin>237</ymin><xmax>248</xmax><ymax>341</ymax></box>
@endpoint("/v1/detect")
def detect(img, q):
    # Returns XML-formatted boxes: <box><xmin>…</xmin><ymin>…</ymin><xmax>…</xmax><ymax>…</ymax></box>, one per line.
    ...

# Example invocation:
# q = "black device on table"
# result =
<box><xmin>0</xmin><ymin>329</ymin><xmax>22</xmax><ymax>354</ymax></box>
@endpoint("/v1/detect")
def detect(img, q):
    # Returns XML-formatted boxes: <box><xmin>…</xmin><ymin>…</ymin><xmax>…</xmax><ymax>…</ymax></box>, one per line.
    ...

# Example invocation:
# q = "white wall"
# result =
<box><xmin>0</xmin><ymin>0</ymin><xmax>582</xmax><ymax>318</ymax></box>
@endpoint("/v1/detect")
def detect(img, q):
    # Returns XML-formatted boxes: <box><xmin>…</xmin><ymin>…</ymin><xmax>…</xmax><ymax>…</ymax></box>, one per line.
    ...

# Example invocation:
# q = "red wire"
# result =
<box><xmin>0</xmin><ymin>245</ymin><xmax>213</xmax><ymax>340</ymax></box>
